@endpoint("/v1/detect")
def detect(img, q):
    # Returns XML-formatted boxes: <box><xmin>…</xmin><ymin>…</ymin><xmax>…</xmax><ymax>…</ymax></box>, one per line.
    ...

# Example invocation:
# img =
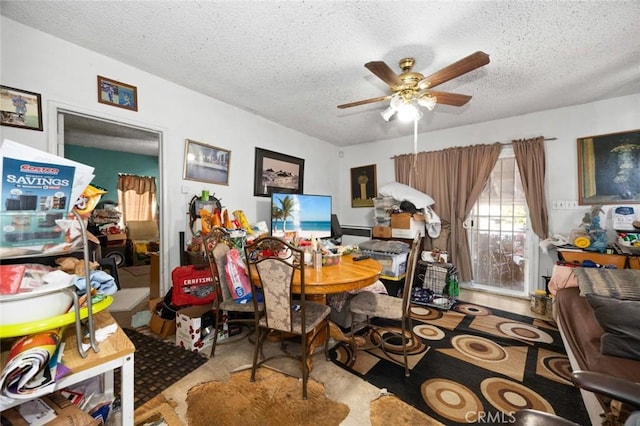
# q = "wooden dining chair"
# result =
<box><xmin>203</xmin><ymin>226</ymin><xmax>264</xmax><ymax>357</ymax></box>
<box><xmin>348</xmin><ymin>233</ymin><xmax>422</xmax><ymax>377</ymax></box>
<box><xmin>244</xmin><ymin>236</ymin><xmax>331</xmax><ymax>399</ymax></box>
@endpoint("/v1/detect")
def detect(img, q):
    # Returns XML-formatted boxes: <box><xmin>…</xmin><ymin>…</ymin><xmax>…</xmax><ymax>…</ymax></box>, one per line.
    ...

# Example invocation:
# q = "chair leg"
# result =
<box><xmin>251</xmin><ymin>327</ymin><xmax>266</xmax><ymax>382</ymax></box>
<box><xmin>324</xmin><ymin>319</ymin><xmax>330</xmax><ymax>361</ymax></box>
<box><xmin>210</xmin><ymin>308</ymin><xmax>221</xmax><ymax>358</ymax></box>
<box><xmin>301</xmin><ymin>331</ymin><xmax>308</xmax><ymax>400</ymax></box>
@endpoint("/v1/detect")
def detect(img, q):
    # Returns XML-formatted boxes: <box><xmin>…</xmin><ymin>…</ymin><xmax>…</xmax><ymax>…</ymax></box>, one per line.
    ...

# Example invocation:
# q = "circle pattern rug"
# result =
<box><xmin>330</xmin><ymin>301</ymin><xmax>590</xmax><ymax>426</ymax></box>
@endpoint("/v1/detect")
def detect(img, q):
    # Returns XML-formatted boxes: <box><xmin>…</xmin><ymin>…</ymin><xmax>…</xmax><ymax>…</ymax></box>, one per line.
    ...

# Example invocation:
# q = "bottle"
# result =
<box><xmin>314</xmin><ymin>250</ymin><xmax>322</xmax><ymax>271</ymax></box>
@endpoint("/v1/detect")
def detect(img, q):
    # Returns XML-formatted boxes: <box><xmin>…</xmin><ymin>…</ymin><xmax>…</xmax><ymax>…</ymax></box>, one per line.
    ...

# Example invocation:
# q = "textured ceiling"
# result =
<box><xmin>2</xmin><ymin>1</ymin><xmax>640</xmax><ymax>148</ymax></box>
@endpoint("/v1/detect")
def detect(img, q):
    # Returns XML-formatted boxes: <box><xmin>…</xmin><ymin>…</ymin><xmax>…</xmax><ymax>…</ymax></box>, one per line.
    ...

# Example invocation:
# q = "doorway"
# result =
<box><xmin>466</xmin><ymin>150</ymin><xmax>539</xmax><ymax>298</ymax></box>
<box><xmin>51</xmin><ymin>107</ymin><xmax>163</xmax><ymax>301</ymax></box>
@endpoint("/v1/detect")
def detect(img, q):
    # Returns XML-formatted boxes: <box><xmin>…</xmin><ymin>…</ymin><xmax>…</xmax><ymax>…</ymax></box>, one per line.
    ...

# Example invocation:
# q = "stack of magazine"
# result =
<box><xmin>0</xmin><ymin>329</ymin><xmax>68</xmax><ymax>402</ymax></box>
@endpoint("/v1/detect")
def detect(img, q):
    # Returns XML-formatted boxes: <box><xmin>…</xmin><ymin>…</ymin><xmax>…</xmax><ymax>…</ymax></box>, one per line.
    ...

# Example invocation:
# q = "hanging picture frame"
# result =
<box><xmin>253</xmin><ymin>148</ymin><xmax>304</xmax><ymax>197</ymax></box>
<box><xmin>97</xmin><ymin>75</ymin><xmax>138</xmax><ymax>111</ymax></box>
<box><xmin>350</xmin><ymin>164</ymin><xmax>377</xmax><ymax>207</ymax></box>
<box><xmin>577</xmin><ymin>129</ymin><xmax>640</xmax><ymax>205</ymax></box>
<box><xmin>183</xmin><ymin>139</ymin><xmax>231</xmax><ymax>185</ymax></box>
<box><xmin>0</xmin><ymin>85</ymin><xmax>43</xmax><ymax>131</ymax></box>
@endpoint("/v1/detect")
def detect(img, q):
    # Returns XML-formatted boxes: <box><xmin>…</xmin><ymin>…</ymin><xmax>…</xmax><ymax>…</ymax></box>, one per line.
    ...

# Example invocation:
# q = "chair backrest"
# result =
<box><xmin>401</xmin><ymin>234</ymin><xmax>422</xmax><ymax>317</ymax></box>
<box><xmin>203</xmin><ymin>227</ymin><xmax>232</xmax><ymax>304</ymax></box>
<box><xmin>244</xmin><ymin>236</ymin><xmax>304</xmax><ymax>335</ymax></box>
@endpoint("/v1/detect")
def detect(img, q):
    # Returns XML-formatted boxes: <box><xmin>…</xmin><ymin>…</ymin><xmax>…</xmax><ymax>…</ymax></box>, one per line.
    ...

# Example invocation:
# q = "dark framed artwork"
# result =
<box><xmin>183</xmin><ymin>139</ymin><xmax>231</xmax><ymax>185</ymax></box>
<box><xmin>97</xmin><ymin>75</ymin><xmax>138</xmax><ymax>111</ymax></box>
<box><xmin>253</xmin><ymin>148</ymin><xmax>304</xmax><ymax>197</ymax></box>
<box><xmin>578</xmin><ymin>129</ymin><xmax>640</xmax><ymax>205</ymax></box>
<box><xmin>0</xmin><ymin>85</ymin><xmax>43</xmax><ymax>131</ymax></box>
<box><xmin>350</xmin><ymin>164</ymin><xmax>377</xmax><ymax>207</ymax></box>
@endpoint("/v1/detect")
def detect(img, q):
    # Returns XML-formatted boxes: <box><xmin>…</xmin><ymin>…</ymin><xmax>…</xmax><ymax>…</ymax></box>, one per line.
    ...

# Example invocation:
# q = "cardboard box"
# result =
<box><xmin>1</xmin><ymin>392</ymin><xmax>101</xmax><ymax>425</ymax></box>
<box><xmin>148</xmin><ymin>298</ymin><xmax>177</xmax><ymax>339</ymax></box>
<box><xmin>175</xmin><ymin>304</ymin><xmax>219</xmax><ymax>355</ymax></box>
<box><xmin>372</xmin><ymin>226</ymin><xmax>392</xmax><ymax>238</ymax></box>
<box><xmin>390</xmin><ymin>212</ymin><xmax>425</xmax><ymax>239</ymax></box>
<box><xmin>106</xmin><ymin>232</ymin><xmax>127</xmax><ymax>241</ymax></box>
<box><xmin>392</xmin><ymin>226</ymin><xmax>425</xmax><ymax>239</ymax></box>
<box><xmin>390</xmin><ymin>212</ymin><xmax>425</xmax><ymax>229</ymax></box>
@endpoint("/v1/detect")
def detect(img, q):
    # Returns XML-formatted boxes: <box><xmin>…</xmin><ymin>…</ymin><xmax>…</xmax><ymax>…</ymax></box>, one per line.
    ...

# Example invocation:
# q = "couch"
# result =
<box><xmin>125</xmin><ymin>220</ymin><xmax>159</xmax><ymax>266</ymax></box>
<box><xmin>549</xmin><ymin>265</ymin><xmax>640</xmax><ymax>424</ymax></box>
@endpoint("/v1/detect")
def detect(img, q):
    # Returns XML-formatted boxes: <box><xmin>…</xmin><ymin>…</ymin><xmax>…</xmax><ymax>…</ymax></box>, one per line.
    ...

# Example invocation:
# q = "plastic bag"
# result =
<box><xmin>224</xmin><ymin>249</ymin><xmax>252</xmax><ymax>303</ymax></box>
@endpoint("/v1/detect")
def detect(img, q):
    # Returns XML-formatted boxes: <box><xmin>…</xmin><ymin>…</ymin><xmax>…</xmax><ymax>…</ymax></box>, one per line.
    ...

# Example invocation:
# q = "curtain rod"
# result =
<box><xmin>501</xmin><ymin>137</ymin><xmax>557</xmax><ymax>145</ymax></box>
<box><xmin>390</xmin><ymin>137</ymin><xmax>558</xmax><ymax>159</ymax></box>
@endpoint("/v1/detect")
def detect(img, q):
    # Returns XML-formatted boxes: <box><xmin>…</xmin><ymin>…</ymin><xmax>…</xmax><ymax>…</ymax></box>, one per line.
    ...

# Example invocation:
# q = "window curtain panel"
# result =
<box><xmin>512</xmin><ymin>137</ymin><xmax>549</xmax><ymax>240</ymax></box>
<box><xmin>394</xmin><ymin>143</ymin><xmax>502</xmax><ymax>282</ymax></box>
<box><xmin>117</xmin><ymin>174</ymin><xmax>157</xmax><ymax>223</ymax></box>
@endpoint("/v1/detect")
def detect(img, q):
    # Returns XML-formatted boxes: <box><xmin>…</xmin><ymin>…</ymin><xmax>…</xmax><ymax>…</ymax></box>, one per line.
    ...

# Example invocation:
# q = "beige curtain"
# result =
<box><xmin>512</xmin><ymin>137</ymin><xmax>549</xmax><ymax>240</ymax></box>
<box><xmin>117</xmin><ymin>174</ymin><xmax>157</xmax><ymax>223</ymax></box>
<box><xmin>394</xmin><ymin>143</ymin><xmax>502</xmax><ymax>281</ymax></box>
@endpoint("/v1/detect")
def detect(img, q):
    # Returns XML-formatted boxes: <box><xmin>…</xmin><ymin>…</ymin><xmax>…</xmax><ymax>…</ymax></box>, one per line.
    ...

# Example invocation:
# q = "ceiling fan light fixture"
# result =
<box><xmin>417</xmin><ymin>94</ymin><xmax>437</xmax><ymax>111</ymax></box>
<box><xmin>397</xmin><ymin>102</ymin><xmax>422</xmax><ymax>122</ymax></box>
<box><xmin>381</xmin><ymin>106</ymin><xmax>396</xmax><ymax>121</ymax></box>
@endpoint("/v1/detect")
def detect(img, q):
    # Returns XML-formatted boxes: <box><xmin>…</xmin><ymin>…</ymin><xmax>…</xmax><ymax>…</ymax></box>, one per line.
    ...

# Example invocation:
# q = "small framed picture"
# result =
<box><xmin>350</xmin><ymin>164</ymin><xmax>377</xmax><ymax>207</ymax></box>
<box><xmin>183</xmin><ymin>139</ymin><xmax>231</xmax><ymax>185</ymax></box>
<box><xmin>97</xmin><ymin>75</ymin><xmax>138</xmax><ymax>111</ymax></box>
<box><xmin>253</xmin><ymin>148</ymin><xmax>305</xmax><ymax>197</ymax></box>
<box><xmin>0</xmin><ymin>85</ymin><xmax>43</xmax><ymax>131</ymax></box>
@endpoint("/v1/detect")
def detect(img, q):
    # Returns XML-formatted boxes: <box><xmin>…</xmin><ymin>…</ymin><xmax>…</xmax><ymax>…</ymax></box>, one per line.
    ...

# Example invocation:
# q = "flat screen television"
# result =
<box><xmin>270</xmin><ymin>193</ymin><xmax>332</xmax><ymax>239</ymax></box>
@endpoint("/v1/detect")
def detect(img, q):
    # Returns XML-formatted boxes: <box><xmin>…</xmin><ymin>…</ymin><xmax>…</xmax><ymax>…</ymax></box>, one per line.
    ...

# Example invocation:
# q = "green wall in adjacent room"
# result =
<box><xmin>65</xmin><ymin>145</ymin><xmax>159</xmax><ymax>203</ymax></box>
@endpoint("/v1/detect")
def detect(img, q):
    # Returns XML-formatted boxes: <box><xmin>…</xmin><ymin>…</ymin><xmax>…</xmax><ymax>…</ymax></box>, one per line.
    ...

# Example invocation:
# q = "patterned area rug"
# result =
<box><xmin>116</xmin><ymin>328</ymin><xmax>208</xmax><ymax>409</ymax></box>
<box><xmin>330</xmin><ymin>301</ymin><xmax>590</xmax><ymax>425</ymax></box>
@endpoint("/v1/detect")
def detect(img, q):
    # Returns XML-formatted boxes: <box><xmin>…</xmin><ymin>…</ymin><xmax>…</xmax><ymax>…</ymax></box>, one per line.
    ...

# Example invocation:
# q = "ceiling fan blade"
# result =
<box><xmin>337</xmin><ymin>95</ymin><xmax>391</xmax><ymax>109</ymax></box>
<box><xmin>364</xmin><ymin>61</ymin><xmax>404</xmax><ymax>88</ymax></box>
<box><xmin>418</xmin><ymin>51</ymin><xmax>490</xmax><ymax>89</ymax></box>
<box><xmin>426</xmin><ymin>90</ymin><xmax>473</xmax><ymax>107</ymax></box>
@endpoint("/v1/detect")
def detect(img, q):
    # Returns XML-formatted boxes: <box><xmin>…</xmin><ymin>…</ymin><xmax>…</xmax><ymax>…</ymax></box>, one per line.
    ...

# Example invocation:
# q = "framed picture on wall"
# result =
<box><xmin>350</xmin><ymin>164</ymin><xmax>377</xmax><ymax>207</ymax></box>
<box><xmin>578</xmin><ymin>129</ymin><xmax>640</xmax><ymax>205</ymax></box>
<box><xmin>0</xmin><ymin>85</ymin><xmax>43</xmax><ymax>131</ymax></box>
<box><xmin>97</xmin><ymin>75</ymin><xmax>138</xmax><ymax>111</ymax></box>
<box><xmin>253</xmin><ymin>148</ymin><xmax>304</xmax><ymax>197</ymax></box>
<box><xmin>183</xmin><ymin>139</ymin><xmax>231</xmax><ymax>185</ymax></box>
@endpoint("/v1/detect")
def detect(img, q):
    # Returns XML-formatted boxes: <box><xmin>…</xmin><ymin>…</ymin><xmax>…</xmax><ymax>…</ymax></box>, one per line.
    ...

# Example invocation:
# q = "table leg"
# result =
<box><xmin>120</xmin><ymin>353</ymin><xmax>135</xmax><ymax>425</ymax></box>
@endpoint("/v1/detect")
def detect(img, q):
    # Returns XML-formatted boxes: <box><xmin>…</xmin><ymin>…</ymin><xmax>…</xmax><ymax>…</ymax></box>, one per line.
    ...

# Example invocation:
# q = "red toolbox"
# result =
<box><xmin>171</xmin><ymin>264</ymin><xmax>216</xmax><ymax>307</ymax></box>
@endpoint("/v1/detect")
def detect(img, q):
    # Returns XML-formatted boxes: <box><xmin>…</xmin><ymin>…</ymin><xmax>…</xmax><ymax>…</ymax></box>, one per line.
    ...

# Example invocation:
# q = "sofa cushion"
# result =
<box><xmin>586</xmin><ymin>293</ymin><xmax>640</xmax><ymax>361</ymax></box>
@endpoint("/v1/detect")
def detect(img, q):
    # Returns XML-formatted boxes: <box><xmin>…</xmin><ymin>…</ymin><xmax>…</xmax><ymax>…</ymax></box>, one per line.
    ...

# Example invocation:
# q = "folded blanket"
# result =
<box><xmin>359</xmin><ymin>239</ymin><xmax>409</xmax><ymax>254</ymax></box>
<box><xmin>75</xmin><ymin>270</ymin><xmax>118</xmax><ymax>296</ymax></box>
<box><xmin>575</xmin><ymin>268</ymin><xmax>640</xmax><ymax>300</ymax></box>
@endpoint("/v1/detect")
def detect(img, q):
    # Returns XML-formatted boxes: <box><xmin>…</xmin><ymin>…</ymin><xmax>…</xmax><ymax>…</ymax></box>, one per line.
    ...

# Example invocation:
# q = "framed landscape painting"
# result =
<box><xmin>253</xmin><ymin>148</ymin><xmax>304</xmax><ymax>197</ymax></box>
<box><xmin>578</xmin><ymin>129</ymin><xmax>640</xmax><ymax>205</ymax></box>
<box><xmin>183</xmin><ymin>139</ymin><xmax>231</xmax><ymax>185</ymax></box>
<box><xmin>0</xmin><ymin>86</ymin><xmax>43</xmax><ymax>131</ymax></box>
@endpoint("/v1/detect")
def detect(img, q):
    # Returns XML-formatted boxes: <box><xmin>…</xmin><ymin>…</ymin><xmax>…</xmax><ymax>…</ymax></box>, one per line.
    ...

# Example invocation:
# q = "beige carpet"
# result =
<box><xmin>186</xmin><ymin>368</ymin><xmax>349</xmax><ymax>426</ymax></box>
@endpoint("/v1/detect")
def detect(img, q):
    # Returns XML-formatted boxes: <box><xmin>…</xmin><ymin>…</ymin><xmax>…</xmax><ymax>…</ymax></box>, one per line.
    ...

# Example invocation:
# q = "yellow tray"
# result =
<box><xmin>0</xmin><ymin>296</ymin><xmax>113</xmax><ymax>338</ymax></box>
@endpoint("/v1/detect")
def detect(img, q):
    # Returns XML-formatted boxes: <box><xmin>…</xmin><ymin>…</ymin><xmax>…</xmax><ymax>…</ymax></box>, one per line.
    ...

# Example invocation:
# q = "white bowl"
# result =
<box><xmin>0</xmin><ymin>279</ymin><xmax>75</xmax><ymax>327</ymax></box>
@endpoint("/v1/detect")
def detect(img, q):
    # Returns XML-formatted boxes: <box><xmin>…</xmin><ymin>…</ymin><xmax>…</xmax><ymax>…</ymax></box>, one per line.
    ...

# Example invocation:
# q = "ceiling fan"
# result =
<box><xmin>337</xmin><ymin>51</ymin><xmax>490</xmax><ymax>121</ymax></box>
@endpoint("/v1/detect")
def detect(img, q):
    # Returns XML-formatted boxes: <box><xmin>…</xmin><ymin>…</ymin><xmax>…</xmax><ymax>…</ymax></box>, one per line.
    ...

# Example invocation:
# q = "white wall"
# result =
<box><xmin>337</xmin><ymin>94</ymin><xmax>640</xmax><ymax>276</ymax></box>
<box><xmin>0</xmin><ymin>17</ymin><xmax>340</xmax><ymax>289</ymax></box>
<box><xmin>2</xmin><ymin>16</ymin><xmax>639</xmax><ymax>288</ymax></box>
<box><xmin>338</xmin><ymin>94</ymin><xmax>640</xmax><ymax>231</ymax></box>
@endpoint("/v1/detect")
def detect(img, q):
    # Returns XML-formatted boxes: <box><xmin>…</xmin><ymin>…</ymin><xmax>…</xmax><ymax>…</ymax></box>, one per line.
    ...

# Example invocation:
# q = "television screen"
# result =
<box><xmin>270</xmin><ymin>193</ymin><xmax>332</xmax><ymax>239</ymax></box>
